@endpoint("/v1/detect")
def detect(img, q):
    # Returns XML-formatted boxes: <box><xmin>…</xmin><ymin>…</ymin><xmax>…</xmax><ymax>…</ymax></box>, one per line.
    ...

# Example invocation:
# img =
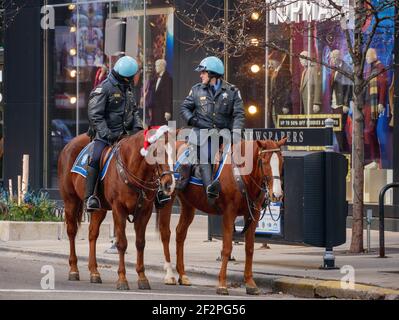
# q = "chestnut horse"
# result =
<box><xmin>58</xmin><ymin>129</ymin><xmax>175</xmax><ymax>290</ymax></box>
<box><xmin>157</xmin><ymin>138</ymin><xmax>285</xmax><ymax>295</ymax></box>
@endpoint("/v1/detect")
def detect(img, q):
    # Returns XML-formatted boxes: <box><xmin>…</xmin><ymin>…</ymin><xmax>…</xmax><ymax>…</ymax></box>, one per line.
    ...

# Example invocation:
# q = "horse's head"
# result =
<box><xmin>142</xmin><ymin>126</ymin><xmax>176</xmax><ymax>196</ymax></box>
<box><xmin>255</xmin><ymin>138</ymin><xmax>286</xmax><ymax>201</ymax></box>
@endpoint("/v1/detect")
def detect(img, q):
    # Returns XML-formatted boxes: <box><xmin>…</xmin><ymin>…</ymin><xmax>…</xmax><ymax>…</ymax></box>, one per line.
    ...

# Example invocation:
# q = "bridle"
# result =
<box><xmin>114</xmin><ymin>140</ymin><xmax>175</xmax><ymax>222</ymax></box>
<box><xmin>234</xmin><ymin>146</ymin><xmax>282</xmax><ymax>226</ymax></box>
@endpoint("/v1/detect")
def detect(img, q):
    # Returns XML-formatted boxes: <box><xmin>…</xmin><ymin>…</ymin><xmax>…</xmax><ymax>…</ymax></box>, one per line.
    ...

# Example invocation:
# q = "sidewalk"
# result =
<box><xmin>0</xmin><ymin>213</ymin><xmax>398</xmax><ymax>299</ymax></box>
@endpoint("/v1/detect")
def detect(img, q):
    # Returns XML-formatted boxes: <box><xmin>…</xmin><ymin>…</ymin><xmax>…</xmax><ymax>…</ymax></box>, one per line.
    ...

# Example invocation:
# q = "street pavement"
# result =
<box><xmin>0</xmin><ymin>251</ymin><xmax>301</xmax><ymax>300</ymax></box>
<box><xmin>0</xmin><ymin>213</ymin><xmax>398</xmax><ymax>299</ymax></box>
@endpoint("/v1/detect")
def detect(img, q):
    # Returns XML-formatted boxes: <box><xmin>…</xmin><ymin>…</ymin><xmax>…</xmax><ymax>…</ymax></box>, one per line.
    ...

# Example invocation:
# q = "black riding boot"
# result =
<box><xmin>85</xmin><ymin>166</ymin><xmax>101</xmax><ymax>212</ymax></box>
<box><xmin>199</xmin><ymin>163</ymin><xmax>220</xmax><ymax>205</ymax></box>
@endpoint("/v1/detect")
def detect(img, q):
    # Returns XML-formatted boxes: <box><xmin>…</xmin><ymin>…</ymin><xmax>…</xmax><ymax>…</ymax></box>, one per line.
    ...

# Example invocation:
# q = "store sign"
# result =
<box><xmin>268</xmin><ymin>0</ymin><xmax>351</xmax><ymax>24</ymax></box>
<box><xmin>235</xmin><ymin>203</ymin><xmax>282</xmax><ymax>235</ymax></box>
<box><xmin>244</xmin><ymin>127</ymin><xmax>332</xmax><ymax>147</ymax></box>
<box><xmin>277</xmin><ymin>114</ymin><xmax>342</xmax><ymax>132</ymax></box>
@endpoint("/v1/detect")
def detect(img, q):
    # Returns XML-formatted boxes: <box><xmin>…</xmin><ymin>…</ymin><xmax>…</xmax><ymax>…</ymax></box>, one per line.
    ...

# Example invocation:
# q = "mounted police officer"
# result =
<box><xmin>180</xmin><ymin>56</ymin><xmax>245</xmax><ymax>205</ymax></box>
<box><xmin>85</xmin><ymin>55</ymin><xmax>144</xmax><ymax>212</ymax></box>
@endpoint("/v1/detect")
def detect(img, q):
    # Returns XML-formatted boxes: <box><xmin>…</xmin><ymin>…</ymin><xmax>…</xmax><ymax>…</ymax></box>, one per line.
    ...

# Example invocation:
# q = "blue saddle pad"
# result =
<box><xmin>173</xmin><ymin>144</ymin><xmax>230</xmax><ymax>186</ymax></box>
<box><xmin>71</xmin><ymin>142</ymin><xmax>115</xmax><ymax>180</ymax></box>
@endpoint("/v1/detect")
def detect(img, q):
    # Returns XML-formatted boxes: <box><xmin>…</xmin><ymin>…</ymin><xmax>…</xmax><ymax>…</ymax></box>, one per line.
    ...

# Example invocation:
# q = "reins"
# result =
<box><xmin>113</xmin><ymin>139</ymin><xmax>173</xmax><ymax>223</ymax></box>
<box><xmin>233</xmin><ymin>145</ymin><xmax>282</xmax><ymax>232</ymax></box>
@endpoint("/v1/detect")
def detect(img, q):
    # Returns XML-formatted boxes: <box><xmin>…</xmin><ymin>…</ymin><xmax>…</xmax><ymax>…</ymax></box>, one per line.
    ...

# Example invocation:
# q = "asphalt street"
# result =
<box><xmin>0</xmin><ymin>251</ymin><xmax>303</xmax><ymax>300</ymax></box>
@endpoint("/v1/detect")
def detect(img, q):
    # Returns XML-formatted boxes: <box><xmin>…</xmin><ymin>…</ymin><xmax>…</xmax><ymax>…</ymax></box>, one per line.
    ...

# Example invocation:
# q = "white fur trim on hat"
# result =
<box><xmin>148</xmin><ymin>125</ymin><xmax>170</xmax><ymax>144</ymax></box>
<box><xmin>140</xmin><ymin>148</ymin><xmax>148</xmax><ymax>157</ymax></box>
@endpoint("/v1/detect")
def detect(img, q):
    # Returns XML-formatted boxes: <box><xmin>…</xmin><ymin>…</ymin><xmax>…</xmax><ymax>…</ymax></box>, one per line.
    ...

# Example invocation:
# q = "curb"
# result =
<box><xmin>1</xmin><ymin>245</ymin><xmax>398</xmax><ymax>300</ymax></box>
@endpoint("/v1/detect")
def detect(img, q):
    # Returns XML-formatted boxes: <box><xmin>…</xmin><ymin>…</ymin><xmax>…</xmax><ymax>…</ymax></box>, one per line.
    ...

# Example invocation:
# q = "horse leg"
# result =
<box><xmin>244</xmin><ymin>218</ymin><xmax>261</xmax><ymax>295</ymax></box>
<box><xmin>158</xmin><ymin>197</ymin><xmax>177</xmax><ymax>285</ymax></box>
<box><xmin>216</xmin><ymin>212</ymin><xmax>235</xmax><ymax>295</ymax></box>
<box><xmin>134</xmin><ymin>207</ymin><xmax>152</xmax><ymax>290</ymax></box>
<box><xmin>88</xmin><ymin>209</ymin><xmax>107</xmax><ymax>284</ymax></box>
<box><xmin>65</xmin><ymin>200</ymin><xmax>82</xmax><ymax>281</ymax></box>
<box><xmin>112</xmin><ymin>206</ymin><xmax>129</xmax><ymax>290</ymax></box>
<box><xmin>175</xmin><ymin>200</ymin><xmax>195</xmax><ymax>286</ymax></box>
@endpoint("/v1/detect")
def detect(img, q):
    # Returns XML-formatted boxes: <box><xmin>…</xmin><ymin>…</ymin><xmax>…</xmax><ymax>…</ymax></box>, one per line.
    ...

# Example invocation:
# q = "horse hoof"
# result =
<box><xmin>117</xmin><ymin>281</ymin><xmax>130</xmax><ymax>291</ymax></box>
<box><xmin>68</xmin><ymin>272</ymin><xmax>80</xmax><ymax>281</ymax></box>
<box><xmin>178</xmin><ymin>275</ymin><xmax>192</xmax><ymax>286</ymax></box>
<box><xmin>246</xmin><ymin>286</ymin><xmax>261</xmax><ymax>295</ymax></box>
<box><xmin>164</xmin><ymin>277</ymin><xmax>177</xmax><ymax>285</ymax></box>
<box><xmin>138</xmin><ymin>279</ymin><xmax>151</xmax><ymax>290</ymax></box>
<box><xmin>90</xmin><ymin>274</ymin><xmax>102</xmax><ymax>284</ymax></box>
<box><xmin>216</xmin><ymin>287</ymin><xmax>229</xmax><ymax>295</ymax></box>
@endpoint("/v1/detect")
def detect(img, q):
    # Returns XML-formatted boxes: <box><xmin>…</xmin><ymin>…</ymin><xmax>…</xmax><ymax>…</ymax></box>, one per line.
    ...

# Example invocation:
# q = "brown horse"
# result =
<box><xmin>157</xmin><ymin>138</ymin><xmax>286</xmax><ymax>295</ymax></box>
<box><xmin>58</xmin><ymin>129</ymin><xmax>175</xmax><ymax>290</ymax></box>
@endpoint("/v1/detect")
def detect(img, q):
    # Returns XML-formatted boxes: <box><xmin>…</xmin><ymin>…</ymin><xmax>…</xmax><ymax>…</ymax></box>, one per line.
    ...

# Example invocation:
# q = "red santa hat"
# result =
<box><xmin>140</xmin><ymin>125</ymin><xmax>170</xmax><ymax>157</ymax></box>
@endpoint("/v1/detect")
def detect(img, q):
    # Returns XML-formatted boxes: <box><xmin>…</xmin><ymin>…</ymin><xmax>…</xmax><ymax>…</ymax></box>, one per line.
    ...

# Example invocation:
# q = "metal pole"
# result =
<box><xmin>378</xmin><ymin>182</ymin><xmax>399</xmax><ymax>258</ymax></box>
<box><xmin>142</xmin><ymin>0</ymin><xmax>147</xmax><ymax>127</ymax></box>
<box><xmin>325</xmin><ymin>118</ymin><xmax>334</xmax><ymax>152</ymax></box>
<box><xmin>76</xmin><ymin>5</ymin><xmax>80</xmax><ymax>136</ymax></box>
<box><xmin>320</xmin><ymin>118</ymin><xmax>338</xmax><ymax>269</ymax></box>
<box><xmin>224</xmin><ymin>0</ymin><xmax>228</xmax><ymax>81</ymax></box>
<box><xmin>366</xmin><ymin>209</ymin><xmax>372</xmax><ymax>253</ymax></box>
<box><xmin>265</xmin><ymin>0</ymin><xmax>269</xmax><ymax>129</ymax></box>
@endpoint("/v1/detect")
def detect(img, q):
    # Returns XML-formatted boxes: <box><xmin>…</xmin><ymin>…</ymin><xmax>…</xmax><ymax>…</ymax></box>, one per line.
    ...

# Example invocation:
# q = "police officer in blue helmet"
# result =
<box><xmin>85</xmin><ymin>55</ymin><xmax>144</xmax><ymax>211</ymax></box>
<box><xmin>180</xmin><ymin>56</ymin><xmax>245</xmax><ymax>205</ymax></box>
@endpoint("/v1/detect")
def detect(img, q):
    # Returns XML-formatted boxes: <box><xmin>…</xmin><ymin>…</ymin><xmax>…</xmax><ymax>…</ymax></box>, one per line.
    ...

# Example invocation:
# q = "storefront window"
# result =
<box><xmin>45</xmin><ymin>0</ymin><xmax>174</xmax><ymax>188</ymax></box>
<box><xmin>227</xmin><ymin>1</ymin><xmax>394</xmax><ymax>204</ymax></box>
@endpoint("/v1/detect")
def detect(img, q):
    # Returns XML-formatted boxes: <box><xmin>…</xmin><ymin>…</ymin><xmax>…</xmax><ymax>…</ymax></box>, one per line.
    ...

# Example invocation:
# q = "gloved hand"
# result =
<box><xmin>343</xmin><ymin>106</ymin><xmax>350</xmax><ymax>114</ymax></box>
<box><xmin>188</xmin><ymin>117</ymin><xmax>199</xmax><ymax>127</ymax></box>
<box><xmin>378</xmin><ymin>104</ymin><xmax>385</xmax><ymax>114</ymax></box>
<box><xmin>107</xmin><ymin>132</ymin><xmax>120</xmax><ymax>144</ymax></box>
<box><xmin>282</xmin><ymin>107</ymin><xmax>289</xmax><ymax>115</ymax></box>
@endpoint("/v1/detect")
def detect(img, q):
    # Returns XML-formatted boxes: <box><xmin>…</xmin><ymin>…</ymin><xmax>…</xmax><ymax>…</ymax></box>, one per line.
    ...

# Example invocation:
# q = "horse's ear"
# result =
<box><xmin>277</xmin><ymin>137</ymin><xmax>288</xmax><ymax>147</ymax></box>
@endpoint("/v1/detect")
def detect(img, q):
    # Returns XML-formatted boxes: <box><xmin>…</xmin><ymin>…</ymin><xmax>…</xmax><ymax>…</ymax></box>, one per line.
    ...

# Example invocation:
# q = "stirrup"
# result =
<box><xmin>86</xmin><ymin>195</ymin><xmax>101</xmax><ymax>212</ymax></box>
<box><xmin>206</xmin><ymin>186</ymin><xmax>220</xmax><ymax>199</ymax></box>
<box><xmin>155</xmin><ymin>190</ymin><xmax>172</xmax><ymax>209</ymax></box>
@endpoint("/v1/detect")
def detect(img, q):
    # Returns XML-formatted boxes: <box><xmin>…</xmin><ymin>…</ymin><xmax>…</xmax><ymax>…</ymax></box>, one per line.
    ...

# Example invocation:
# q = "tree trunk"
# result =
<box><xmin>350</xmin><ymin>82</ymin><xmax>365</xmax><ymax>253</ymax></box>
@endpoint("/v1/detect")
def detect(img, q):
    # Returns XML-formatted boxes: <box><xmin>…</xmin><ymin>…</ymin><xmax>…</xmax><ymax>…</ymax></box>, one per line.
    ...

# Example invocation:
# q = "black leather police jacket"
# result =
<box><xmin>180</xmin><ymin>80</ymin><xmax>245</xmax><ymax>130</ymax></box>
<box><xmin>87</xmin><ymin>72</ymin><xmax>143</xmax><ymax>141</ymax></box>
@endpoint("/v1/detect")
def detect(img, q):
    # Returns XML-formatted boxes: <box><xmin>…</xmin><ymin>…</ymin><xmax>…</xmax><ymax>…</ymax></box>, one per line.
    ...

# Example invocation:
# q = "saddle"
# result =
<box><xmin>71</xmin><ymin>141</ymin><xmax>116</xmax><ymax>180</ymax></box>
<box><xmin>174</xmin><ymin>143</ymin><xmax>230</xmax><ymax>191</ymax></box>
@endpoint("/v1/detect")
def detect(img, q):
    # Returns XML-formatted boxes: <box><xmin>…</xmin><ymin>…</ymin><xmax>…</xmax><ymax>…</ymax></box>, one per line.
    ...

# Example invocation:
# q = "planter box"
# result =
<box><xmin>0</xmin><ymin>221</ymin><xmax>111</xmax><ymax>242</ymax></box>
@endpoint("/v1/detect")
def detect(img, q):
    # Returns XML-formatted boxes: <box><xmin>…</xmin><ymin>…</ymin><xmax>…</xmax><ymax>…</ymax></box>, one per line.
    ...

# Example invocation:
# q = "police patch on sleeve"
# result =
<box><xmin>94</xmin><ymin>87</ymin><xmax>103</xmax><ymax>94</ymax></box>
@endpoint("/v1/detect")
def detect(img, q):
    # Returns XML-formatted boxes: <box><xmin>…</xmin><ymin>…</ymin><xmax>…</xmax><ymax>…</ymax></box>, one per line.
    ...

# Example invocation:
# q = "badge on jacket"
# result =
<box><xmin>222</xmin><ymin>92</ymin><xmax>228</xmax><ymax>99</ymax></box>
<box><xmin>94</xmin><ymin>87</ymin><xmax>102</xmax><ymax>94</ymax></box>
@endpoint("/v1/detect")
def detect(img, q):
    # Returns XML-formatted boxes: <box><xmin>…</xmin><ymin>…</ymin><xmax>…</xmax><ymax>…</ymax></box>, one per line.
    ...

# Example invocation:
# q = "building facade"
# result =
<box><xmin>3</xmin><ymin>0</ymin><xmax>399</xmax><ymax>228</ymax></box>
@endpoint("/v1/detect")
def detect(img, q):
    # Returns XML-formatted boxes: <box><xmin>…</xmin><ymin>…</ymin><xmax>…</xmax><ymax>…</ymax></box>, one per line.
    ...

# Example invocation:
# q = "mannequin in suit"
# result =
<box><xmin>329</xmin><ymin>49</ymin><xmax>353</xmax><ymax>152</ymax></box>
<box><xmin>148</xmin><ymin>59</ymin><xmax>173</xmax><ymax>126</ymax></box>
<box><xmin>299</xmin><ymin>51</ymin><xmax>322</xmax><ymax>115</ymax></box>
<box><xmin>363</xmin><ymin>48</ymin><xmax>387</xmax><ymax>168</ymax></box>
<box><xmin>268</xmin><ymin>51</ymin><xmax>292</xmax><ymax>128</ymax></box>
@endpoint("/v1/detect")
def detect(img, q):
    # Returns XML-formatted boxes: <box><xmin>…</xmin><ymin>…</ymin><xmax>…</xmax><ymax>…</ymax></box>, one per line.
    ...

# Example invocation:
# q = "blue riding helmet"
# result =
<box><xmin>114</xmin><ymin>56</ymin><xmax>139</xmax><ymax>78</ymax></box>
<box><xmin>195</xmin><ymin>56</ymin><xmax>224</xmax><ymax>76</ymax></box>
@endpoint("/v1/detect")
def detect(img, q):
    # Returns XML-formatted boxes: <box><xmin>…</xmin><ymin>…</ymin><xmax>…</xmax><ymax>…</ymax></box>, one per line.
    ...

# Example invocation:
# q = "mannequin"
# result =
<box><xmin>329</xmin><ymin>49</ymin><xmax>353</xmax><ymax>152</ymax></box>
<box><xmin>363</xmin><ymin>48</ymin><xmax>387</xmax><ymax>168</ymax></box>
<box><xmin>148</xmin><ymin>58</ymin><xmax>173</xmax><ymax>126</ymax></box>
<box><xmin>299</xmin><ymin>51</ymin><xmax>322</xmax><ymax>114</ymax></box>
<box><xmin>268</xmin><ymin>51</ymin><xmax>292</xmax><ymax>127</ymax></box>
